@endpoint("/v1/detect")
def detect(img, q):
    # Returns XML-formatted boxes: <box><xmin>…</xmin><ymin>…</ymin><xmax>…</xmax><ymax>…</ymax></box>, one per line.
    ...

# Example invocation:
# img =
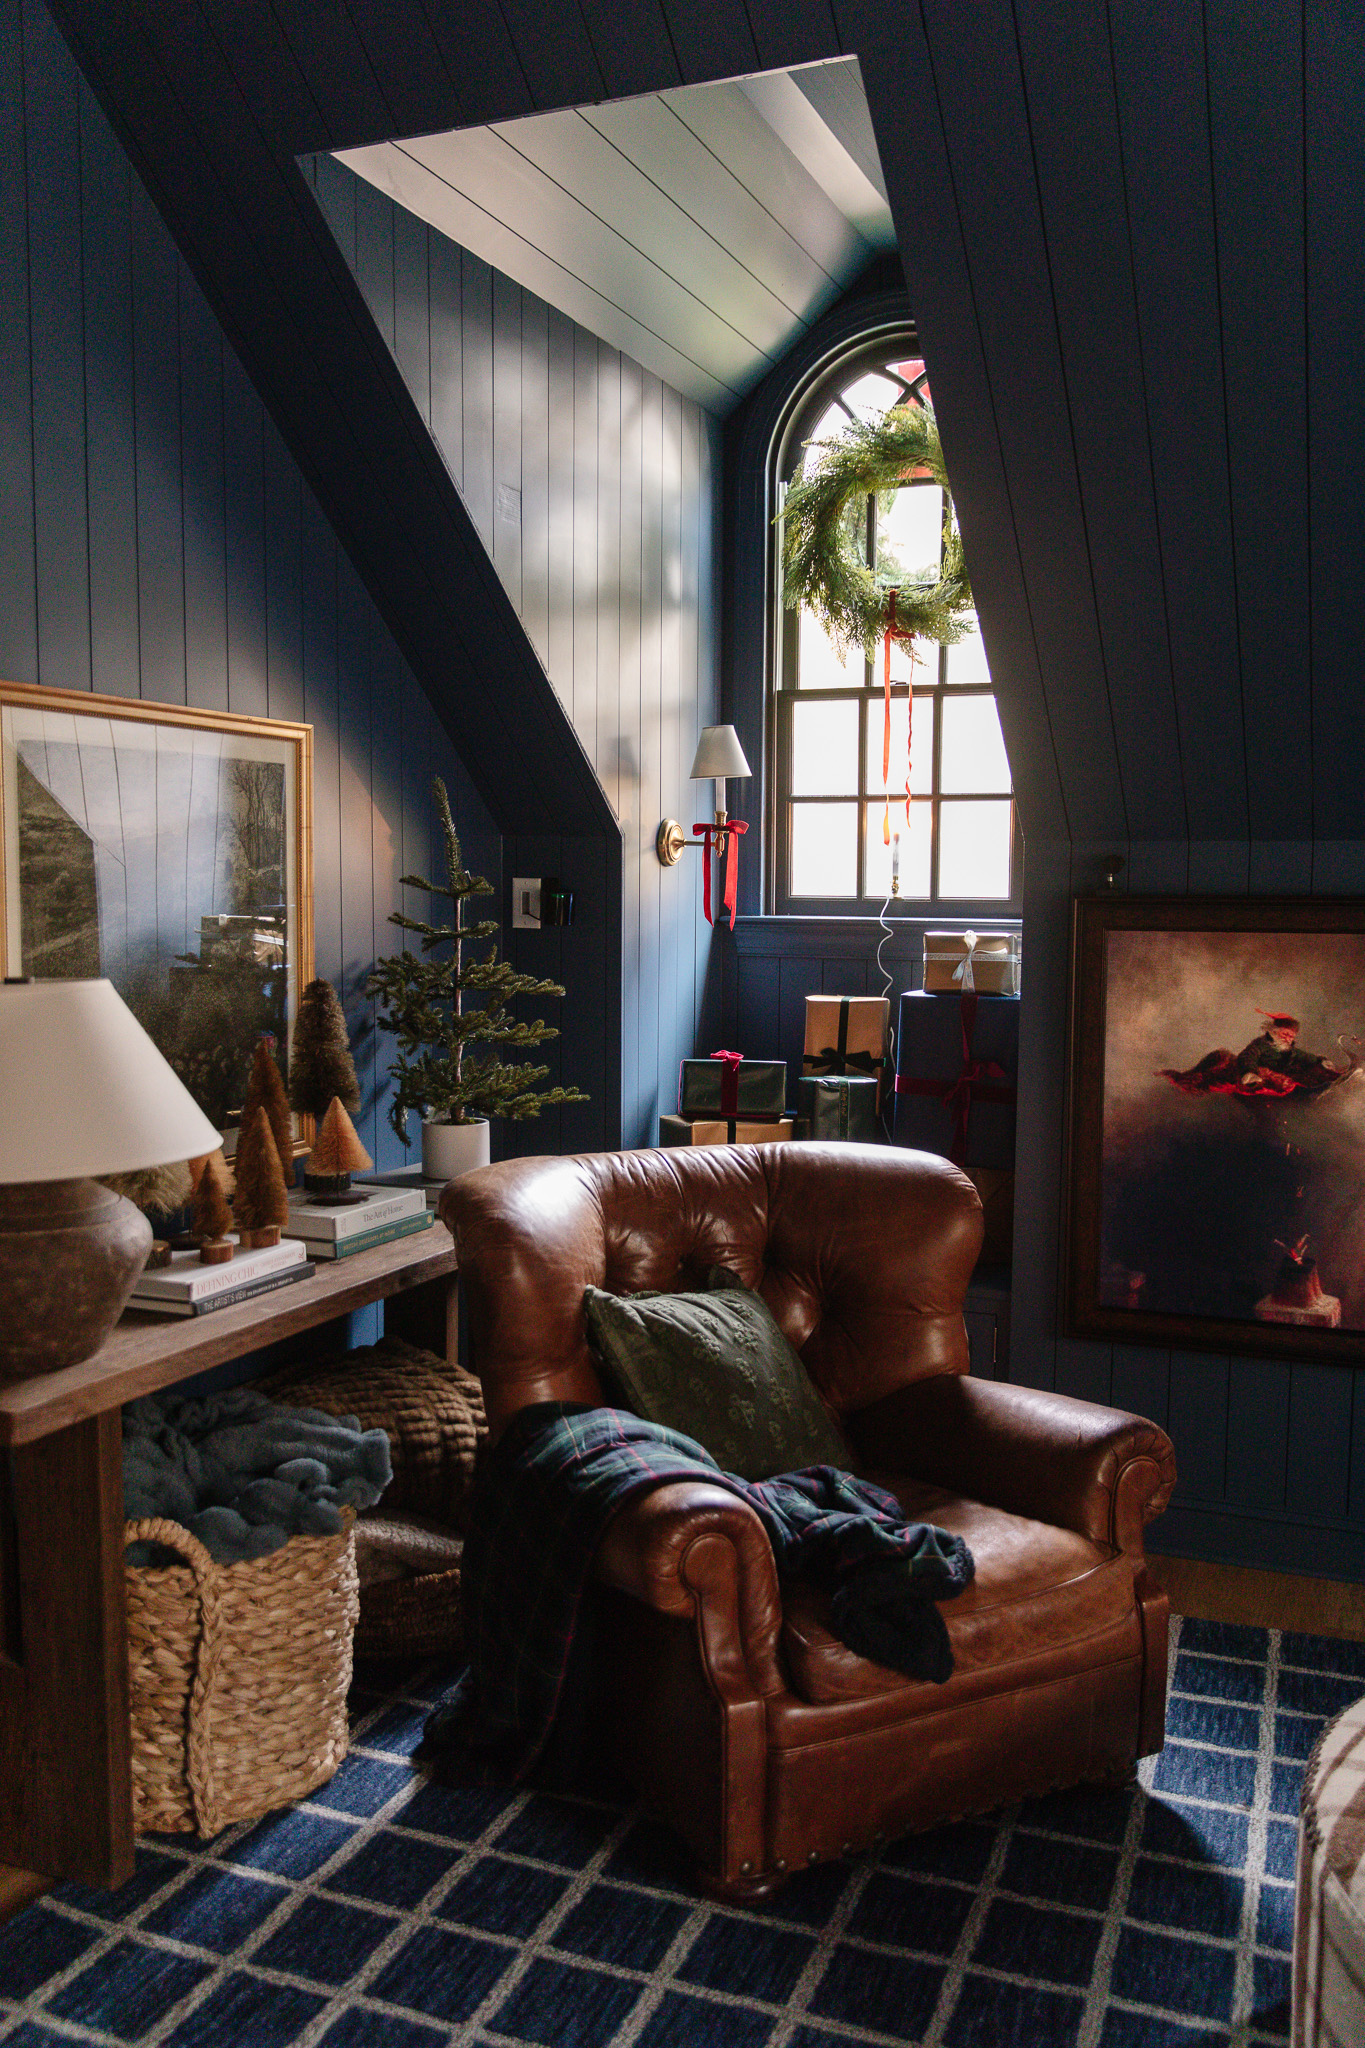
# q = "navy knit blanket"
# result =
<box><xmin>420</xmin><ymin>1404</ymin><xmax>973</xmax><ymax>1780</ymax></box>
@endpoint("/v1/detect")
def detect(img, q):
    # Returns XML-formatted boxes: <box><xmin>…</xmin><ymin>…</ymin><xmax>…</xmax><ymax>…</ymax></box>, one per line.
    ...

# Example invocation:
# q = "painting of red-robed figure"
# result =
<box><xmin>1066</xmin><ymin>899</ymin><xmax>1365</xmax><ymax>1360</ymax></box>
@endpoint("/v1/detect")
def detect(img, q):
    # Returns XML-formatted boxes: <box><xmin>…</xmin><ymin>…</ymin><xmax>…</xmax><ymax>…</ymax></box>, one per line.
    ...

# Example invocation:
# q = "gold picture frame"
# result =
<box><xmin>0</xmin><ymin>681</ymin><xmax>314</xmax><ymax>1155</ymax></box>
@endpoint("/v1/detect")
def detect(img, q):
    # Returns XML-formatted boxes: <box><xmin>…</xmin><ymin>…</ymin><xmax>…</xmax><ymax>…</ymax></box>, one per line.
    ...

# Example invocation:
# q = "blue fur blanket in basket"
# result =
<box><xmin>123</xmin><ymin>1387</ymin><xmax>392</xmax><ymax>1565</ymax></box>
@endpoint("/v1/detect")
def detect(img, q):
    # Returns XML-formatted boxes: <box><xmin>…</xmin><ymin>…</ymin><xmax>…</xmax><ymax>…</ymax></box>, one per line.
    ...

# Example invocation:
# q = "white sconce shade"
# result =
<box><xmin>0</xmin><ymin>978</ymin><xmax>223</xmax><ymax>1184</ymax></box>
<box><xmin>688</xmin><ymin>725</ymin><xmax>752</xmax><ymax>782</ymax></box>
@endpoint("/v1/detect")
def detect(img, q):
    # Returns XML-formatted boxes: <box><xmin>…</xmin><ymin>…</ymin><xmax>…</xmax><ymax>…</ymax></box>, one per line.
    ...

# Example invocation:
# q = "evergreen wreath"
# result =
<box><xmin>780</xmin><ymin>403</ymin><xmax>974</xmax><ymax>658</ymax></box>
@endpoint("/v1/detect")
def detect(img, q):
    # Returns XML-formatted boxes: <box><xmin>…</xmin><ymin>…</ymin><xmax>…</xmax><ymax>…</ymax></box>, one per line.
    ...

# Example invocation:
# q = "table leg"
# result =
<box><xmin>0</xmin><ymin>1410</ymin><xmax>133</xmax><ymax>1886</ymax></box>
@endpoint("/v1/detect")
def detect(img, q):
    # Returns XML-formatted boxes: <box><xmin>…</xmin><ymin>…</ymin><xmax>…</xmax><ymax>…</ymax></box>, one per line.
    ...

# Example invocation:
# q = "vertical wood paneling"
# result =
<box><xmin>1285</xmin><ymin>1364</ymin><xmax>1354</xmax><ymax>1525</ymax></box>
<box><xmin>1167</xmin><ymin>1353</ymin><xmax>1230</xmax><ymax>1502</ymax></box>
<box><xmin>0</xmin><ymin>23</ymin><xmax>493</xmax><ymax>1225</ymax></box>
<box><xmin>492</xmin><ymin>270</ymin><xmax>522</xmax><ymax>612</ymax></box>
<box><xmin>521</xmin><ymin>293</ymin><xmax>549</xmax><ymax>666</ymax></box>
<box><xmin>461</xmin><ymin>251</ymin><xmax>494</xmax><ymax>551</ymax></box>
<box><xmin>130</xmin><ymin>178</ymin><xmax>185</xmax><ymax>705</ymax></box>
<box><xmin>79</xmin><ymin>74</ymin><xmax>138</xmax><ymax>698</ymax></box>
<box><xmin>619</xmin><ymin>354</ymin><xmax>645</xmax><ymax>1138</ymax></box>
<box><xmin>0</xmin><ymin>0</ymin><xmax>36</xmax><ymax>686</ymax></box>
<box><xmin>596</xmin><ymin>340</ymin><xmax>621</xmax><ymax>821</ymax></box>
<box><xmin>572</xmin><ymin>324</ymin><xmax>598</xmax><ymax>764</ymax></box>
<box><xmin>1225</xmin><ymin>1358</ymin><xmax>1291</xmax><ymax>1515</ymax></box>
<box><xmin>177</xmin><ymin>265</ymin><xmax>227</xmax><ymax>713</ymax></box>
<box><xmin>26</xmin><ymin>0</ymin><xmax>88</xmax><ymax>694</ymax></box>
<box><xmin>638</xmin><ymin>368</ymin><xmax>664</xmax><ymax>1138</ymax></box>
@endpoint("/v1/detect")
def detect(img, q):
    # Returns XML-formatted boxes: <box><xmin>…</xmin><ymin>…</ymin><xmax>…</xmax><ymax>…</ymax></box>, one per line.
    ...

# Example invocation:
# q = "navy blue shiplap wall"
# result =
<box><xmin>304</xmin><ymin>158</ymin><xmax>723</xmax><ymax>1151</ymax></box>
<box><xmin>0</xmin><ymin>0</ymin><xmax>498</xmax><ymax>1183</ymax></box>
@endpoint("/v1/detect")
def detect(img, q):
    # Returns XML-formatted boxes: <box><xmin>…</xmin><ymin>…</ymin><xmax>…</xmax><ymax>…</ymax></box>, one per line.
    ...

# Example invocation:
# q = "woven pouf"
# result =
<box><xmin>261</xmin><ymin>1336</ymin><xmax>486</xmax><ymax>1523</ymax></box>
<box><xmin>125</xmin><ymin>1512</ymin><xmax>359</xmax><ymax>1839</ymax></box>
<box><xmin>262</xmin><ymin>1336</ymin><xmax>486</xmax><ymax>1658</ymax></box>
<box><xmin>1294</xmin><ymin>1692</ymin><xmax>1365</xmax><ymax>2045</ymax></box>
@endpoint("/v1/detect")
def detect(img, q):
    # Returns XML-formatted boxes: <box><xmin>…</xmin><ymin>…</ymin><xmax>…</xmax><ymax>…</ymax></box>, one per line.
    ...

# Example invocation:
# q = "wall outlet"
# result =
<box><xmin>512</xmin><ymin>877</ymin><xmax>541</xmax><ymax>928</ymax></box>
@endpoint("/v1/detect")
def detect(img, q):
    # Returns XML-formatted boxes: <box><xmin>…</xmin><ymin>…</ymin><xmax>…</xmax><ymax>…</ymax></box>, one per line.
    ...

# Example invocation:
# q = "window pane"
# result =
<box><xmin>938</xmin><ymin>800</ymin><xmax>1013</xmax><ymax>898</ymax></box>
<box><xmin>840</xmin><ymin>370</ymin><xmax>900</xmax><ymax>422</ymax></box>
<box><xmin>946</xmin><ymin>622</ymin><xmax>991</xmax><ymax>686</ymax></box>
<box><xmin>802</xmin><ymin>402</ymin><xmax>850</xmax><ymax>475</ymax></box>
<box><xmin>877</xmin><ymin>484</ymin><xmax>943</xmax><ymax>585</ymax></box>
<box><xmin>888</xmin><ymin>633</ymin><xmax>940</xmax><ymax>687</ymax></box>
<box><xmin>792</xmin><ymin>699</ymin><xmax>859</xmax><ymax>795</ymax></box>
<box><xmin>940</xmin><ymin>695</ymin><xmax>1011</xmax><ymax>793</ymax></box>
<box><xmin>864</xmin><ymin>800</ymin><xmax>931</xmax><ymax>900</ymax></box>
<box><xmin>864</xmin><ymin>692</ymin><xmax>934</xmax><ymax>795</ymax></box>
<box><xmin>790</xmin><ymin>803</ymin><xmax>858</xmax><ymax>896</ymax></box>
<box><xmin>797</xmin><ymin>608</ymin><xmax>864</xmax><ymax>690</ymax></box>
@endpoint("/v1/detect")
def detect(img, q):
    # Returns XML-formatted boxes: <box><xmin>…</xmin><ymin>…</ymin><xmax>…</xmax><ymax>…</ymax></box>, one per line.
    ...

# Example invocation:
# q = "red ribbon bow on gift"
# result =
<box><xmin>894</xmin><ymin>993</ymin><xmax>1016</xmax><ymax>1166</ymax></box>
<box><xmin>693</xmin><ymin>820</ymin><xmax>748</xmax><ymax>930</ymax></box>
<box><xmin>709</xmin><ymin>1048</ymin><xmax>745</xmax><ymax>1118</ymax></box>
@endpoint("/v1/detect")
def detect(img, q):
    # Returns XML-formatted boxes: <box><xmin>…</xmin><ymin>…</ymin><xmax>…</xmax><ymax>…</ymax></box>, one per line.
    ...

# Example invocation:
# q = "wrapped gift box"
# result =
<box><xmin>892</xmin><ymin>991</ymin><xmax>1019</xmax><ymax>1168</ymax></box>
<box><xmin>660</xmin><ymin>1114</ymin><xmax>796</xmax><ymax>1148</ymax></box>
<box><xmin>802</xmin><ymin>995</ymin><xmax>891</xmax><ymax>1110</ymax></box>
<box><xmin>922</xmin><ymin>930</ymin><xmax>1021</xmax><ymax>996</ymax></box>
<box><xmin>678</xmin><ymin>1055</ymin><xmax>787</xmax><ymax>1121</ymax></box>
<box><xmin>795</xmin><ymin>1075</ymin><xmax>881</xmax><ymax>1142</ymax></box>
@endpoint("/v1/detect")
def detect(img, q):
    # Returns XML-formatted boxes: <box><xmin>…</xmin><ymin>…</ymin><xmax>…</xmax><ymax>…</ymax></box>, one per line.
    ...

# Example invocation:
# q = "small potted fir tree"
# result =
<box><xmin>367</xmin><ymin>777</ymin><xmax>588</xmax><ymax>1180</ymax></box>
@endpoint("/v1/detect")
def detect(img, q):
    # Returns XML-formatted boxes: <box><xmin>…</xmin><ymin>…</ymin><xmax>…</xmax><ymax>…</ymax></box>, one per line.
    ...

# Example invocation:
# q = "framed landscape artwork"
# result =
<box><xmin>1066</xmin><ymin>896</ymin><xmax>1365</xmax><ymax>1362</ymax></box>
<box><xmin>0</xmin><ymin>681</ymin><xmax>313</xmax><ymax>1152</ymax></box>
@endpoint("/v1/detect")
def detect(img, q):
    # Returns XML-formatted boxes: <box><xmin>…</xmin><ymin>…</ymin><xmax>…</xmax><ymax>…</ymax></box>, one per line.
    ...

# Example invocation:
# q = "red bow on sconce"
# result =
<box><xmin>693</xmin><ymin>819</ymin><xmax>748</xmax><ymax>930</ymax></box>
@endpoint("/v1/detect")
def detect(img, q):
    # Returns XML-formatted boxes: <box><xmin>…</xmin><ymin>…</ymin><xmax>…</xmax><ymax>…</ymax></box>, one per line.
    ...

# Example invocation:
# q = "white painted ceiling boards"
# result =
<box><xmin>334</xmin><ymin>60</ymin><xmax>896</xmax><ymax>416</ymax></box>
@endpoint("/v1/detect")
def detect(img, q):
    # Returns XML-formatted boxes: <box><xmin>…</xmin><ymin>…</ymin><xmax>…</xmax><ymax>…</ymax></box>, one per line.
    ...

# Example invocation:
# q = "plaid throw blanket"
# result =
<box><xmin>421</xmin><ymin>1404</ymin><xmax>973</xmax><ymax>1780</ymax></box>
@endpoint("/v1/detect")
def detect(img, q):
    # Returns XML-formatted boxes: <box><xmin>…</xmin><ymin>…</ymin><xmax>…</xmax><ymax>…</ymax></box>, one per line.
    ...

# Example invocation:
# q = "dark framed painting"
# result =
<box><xmin>0</xmin><ymin>681</ymin><xmax>314</xmax><ymax>1153</ymax></box>
<box><xmin>1065</xmin><ymin>896</ymin><xmax>1365</xmax><ymax>1362</ymax></box>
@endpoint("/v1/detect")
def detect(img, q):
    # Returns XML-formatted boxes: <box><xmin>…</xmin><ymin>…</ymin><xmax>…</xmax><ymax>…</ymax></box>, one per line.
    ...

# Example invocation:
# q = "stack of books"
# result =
<box><xmin>129</xmin><ymin>1237</ymin><xmax>314</xmax><ymax>1318</ymax></box>
<box><xmin>283</xmin><ymin>1183</ymin><xmax>434</xmax><ymax>1260</ymax></box>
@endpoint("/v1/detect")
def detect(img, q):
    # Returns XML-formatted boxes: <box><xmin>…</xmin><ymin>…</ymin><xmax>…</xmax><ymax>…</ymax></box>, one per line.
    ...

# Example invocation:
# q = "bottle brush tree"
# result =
<box><xmin>289</xmin><ymin>978</ymin><xmax>360</xmax><ymax>1120</ymax></box>
<box><xmin>242</xmin><ymin>1034</ymin><xmax>295</xmax><ymax>1187</ymax></box>
<box><xmin>192</xmin><ymin>1152</ymin><xmax>234</xmax><ymax>1256</ymax></box>
<box><xmin>232</xmin><ymin>1107</ymin><xmax>290</xmax><ymax>1246</ymax></box>
<box><xmin>367</xmin><ymin>776</ymin><xmax>589</xmax><ymax>1140</ymax></box>
<box><xmin>306</xmin><ymin>1097</ymin><xmax>373</xmax><ymax>1199</ymax></box>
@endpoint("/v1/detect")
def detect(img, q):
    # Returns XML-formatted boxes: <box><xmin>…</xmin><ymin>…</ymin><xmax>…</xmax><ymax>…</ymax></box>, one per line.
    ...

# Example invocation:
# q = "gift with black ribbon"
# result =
<box><xmin>678</xmin><ymin>1050</ymin><xmax>787</xmax><ymax>1122</ymax></box>
<box><xmin>802</xmin><ymin>995</ymin><xmax>891</xmax><ymax>1110</ymax></box>
<box><xmin>891</xmin><ymin>990</ymin><xmax>1019</xmax><ymax>1169</ymax></box>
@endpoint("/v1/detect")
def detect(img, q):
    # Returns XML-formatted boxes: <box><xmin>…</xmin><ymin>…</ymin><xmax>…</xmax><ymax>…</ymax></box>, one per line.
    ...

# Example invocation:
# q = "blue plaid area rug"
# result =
<box><xmin>1</xmin><ymin>1614</ymin><xmax>1362</xmax><ymax>2048</ymax></box>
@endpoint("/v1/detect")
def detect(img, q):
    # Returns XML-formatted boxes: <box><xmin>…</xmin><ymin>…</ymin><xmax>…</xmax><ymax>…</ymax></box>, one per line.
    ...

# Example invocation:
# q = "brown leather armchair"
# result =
<box><xmin>442</xmin><ymin>1141</ymin><xmax>1176</xmax><ymax>1900</ymax></box>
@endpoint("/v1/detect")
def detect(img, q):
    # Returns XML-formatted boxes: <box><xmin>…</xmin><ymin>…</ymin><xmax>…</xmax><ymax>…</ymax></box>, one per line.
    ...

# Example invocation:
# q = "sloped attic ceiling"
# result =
<box><xmin>334</xmin><ymin>59</ymin><xmax>896</xmax><ymax>414</ymax></box>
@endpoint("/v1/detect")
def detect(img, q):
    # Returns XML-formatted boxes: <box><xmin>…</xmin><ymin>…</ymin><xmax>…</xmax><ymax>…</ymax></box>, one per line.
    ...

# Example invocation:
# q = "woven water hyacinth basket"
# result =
<box><xmin>124</xmin><ymin>1511</ymin><xmax>359</xmax><ymax>1838</ymax></box>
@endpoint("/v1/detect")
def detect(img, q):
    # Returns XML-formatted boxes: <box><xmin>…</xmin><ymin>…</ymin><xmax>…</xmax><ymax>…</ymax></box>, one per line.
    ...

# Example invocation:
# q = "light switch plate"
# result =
<box><xmin>512</xmin><ymin>877</ymin><xmax>541</xmax><ymax>928</ymax></box>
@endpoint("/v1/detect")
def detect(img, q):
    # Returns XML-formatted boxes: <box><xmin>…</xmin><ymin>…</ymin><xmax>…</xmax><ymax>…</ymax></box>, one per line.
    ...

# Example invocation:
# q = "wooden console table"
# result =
<box><xmin>0</xmin><ymin>1226</ymin><xmax>458</xmax><ymax>1892</ymax></box>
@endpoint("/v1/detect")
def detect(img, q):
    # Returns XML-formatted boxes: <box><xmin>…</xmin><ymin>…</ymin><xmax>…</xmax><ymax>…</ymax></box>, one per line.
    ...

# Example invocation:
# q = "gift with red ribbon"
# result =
<box><xmin>891</xmin><ymin>990</ymin><xmax>1018</xmax><ymax>1169</ymax></box>
<box><xmin>678</xmin><ymin>1051</ymin><xmax>787</xmax><ymax>1122</ymax></box>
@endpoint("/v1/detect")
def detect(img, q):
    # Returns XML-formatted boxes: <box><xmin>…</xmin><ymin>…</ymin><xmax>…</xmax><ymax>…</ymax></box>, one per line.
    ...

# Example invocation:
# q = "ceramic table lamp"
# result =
<box><xmin>0</xmin><ymin>979</ymin><xmax>222</xmax><ymax>1381</ymax></box>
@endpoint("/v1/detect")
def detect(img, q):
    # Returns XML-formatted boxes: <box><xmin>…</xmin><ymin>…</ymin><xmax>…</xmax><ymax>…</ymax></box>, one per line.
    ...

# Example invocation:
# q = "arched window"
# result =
<box><xmin>771</xmin><ymin>334</ymin><xmax>1018</xmax><ymax>914</ymax></box>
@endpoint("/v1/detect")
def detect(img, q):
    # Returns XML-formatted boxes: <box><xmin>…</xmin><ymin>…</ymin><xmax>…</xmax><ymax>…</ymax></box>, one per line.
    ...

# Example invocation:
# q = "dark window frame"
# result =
<box><xmin>767</xmin><ymin>332</ymin><xmax>1022</xmax><ymax>919</ymax></box>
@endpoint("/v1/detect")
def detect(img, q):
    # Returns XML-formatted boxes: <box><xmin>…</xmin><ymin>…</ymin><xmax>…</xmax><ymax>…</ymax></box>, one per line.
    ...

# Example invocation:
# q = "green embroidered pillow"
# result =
<box><xmin>582</xmin><ymin>1266</ymin><xmax>849</xmax><ymax>1481</ymax></box>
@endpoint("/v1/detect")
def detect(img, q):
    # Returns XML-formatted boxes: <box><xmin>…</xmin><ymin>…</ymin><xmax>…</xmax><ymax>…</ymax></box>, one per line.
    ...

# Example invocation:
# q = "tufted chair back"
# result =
<box><xmin>440</xmin><ymin>1142</ymin><xmax>984</xmax><ymax>1440</ymax></box>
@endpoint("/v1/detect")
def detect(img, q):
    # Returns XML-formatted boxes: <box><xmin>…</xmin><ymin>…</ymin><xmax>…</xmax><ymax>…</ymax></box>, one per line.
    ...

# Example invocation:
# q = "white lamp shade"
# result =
<box><xmin>0</xmin><ymin>979</ymin><xmax>224</xmax><ymax>1183</ymax></box>
<box><xmin>688</xmin><ymin>724</ymin><xmax>752</xmax><ymax>782</ymax></box>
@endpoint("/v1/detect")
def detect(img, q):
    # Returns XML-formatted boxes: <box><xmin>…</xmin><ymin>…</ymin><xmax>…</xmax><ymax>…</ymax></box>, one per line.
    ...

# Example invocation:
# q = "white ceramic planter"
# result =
<box><xmin>421</xmin><ymin>1117</ymin><xmax>491</xmax><ymax>1183</ymax></box>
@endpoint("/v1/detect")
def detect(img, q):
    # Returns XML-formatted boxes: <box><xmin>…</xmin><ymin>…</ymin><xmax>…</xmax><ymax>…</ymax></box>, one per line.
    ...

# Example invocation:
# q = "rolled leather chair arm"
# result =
<box><xmin>593</xmin><ymin>1480</ymin><xmax>787</xmax><ymax>1699</ymax></box>
<box><xmin>846</xmin><ymin>1374</ymin><xmax>1177</xmax><ymax>1555</ymax></box>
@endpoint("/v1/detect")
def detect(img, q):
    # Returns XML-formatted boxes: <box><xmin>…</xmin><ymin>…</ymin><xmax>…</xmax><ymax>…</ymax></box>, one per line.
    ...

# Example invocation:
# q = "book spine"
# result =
<box><xmin>187</xmin><ymin>1266</ymin><xmax>313</xmax><ymax>1315</ymax></box>
<box><xmin>307</xmin><ymin>1214</ymin><xmax>434</xmax><ymax>1259</ymax></box>
<box><xmin>287</xmin><ymin>1191</ymin><xmax>425</xmax><ymax>1241</ymax></box>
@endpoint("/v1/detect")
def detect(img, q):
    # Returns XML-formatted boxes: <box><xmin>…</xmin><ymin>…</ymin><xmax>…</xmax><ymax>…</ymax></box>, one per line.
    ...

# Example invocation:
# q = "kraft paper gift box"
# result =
<box><xmin>802</xmin><ymin>994</ymin><xmax>891</xmax><ymax>1110</ymax></box>
<box><xmin>922</xmin><ymin>930</ymin><xmax>1022</xmax><ymax>996</ymax></box>
<box><xmin>678</xmin><ymin>1055</ymin><xmax>787</xmax><ymax>1121</ymax></box>
<box><xmin>795</xmin><ymin>1074</ymin><xmax>881</xmax><ymax>1142</ymax></box>
<box><xmin>892</xmin><ymin>990</ymin><xmax>1019</xmax><ymax>1170</ymax></box>
<box><xmin>659</xmin><ymin>1114</ymin><xmax>796</xmax><ymax>1148</ymax></box>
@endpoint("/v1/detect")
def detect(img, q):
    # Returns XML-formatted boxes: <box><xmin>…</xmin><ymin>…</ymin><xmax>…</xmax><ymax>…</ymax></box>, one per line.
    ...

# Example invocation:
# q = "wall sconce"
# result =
<box><xmin>657</xmin><ymin>724</ymin><xmax>752</xmax><ymax>928</ymax></box>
